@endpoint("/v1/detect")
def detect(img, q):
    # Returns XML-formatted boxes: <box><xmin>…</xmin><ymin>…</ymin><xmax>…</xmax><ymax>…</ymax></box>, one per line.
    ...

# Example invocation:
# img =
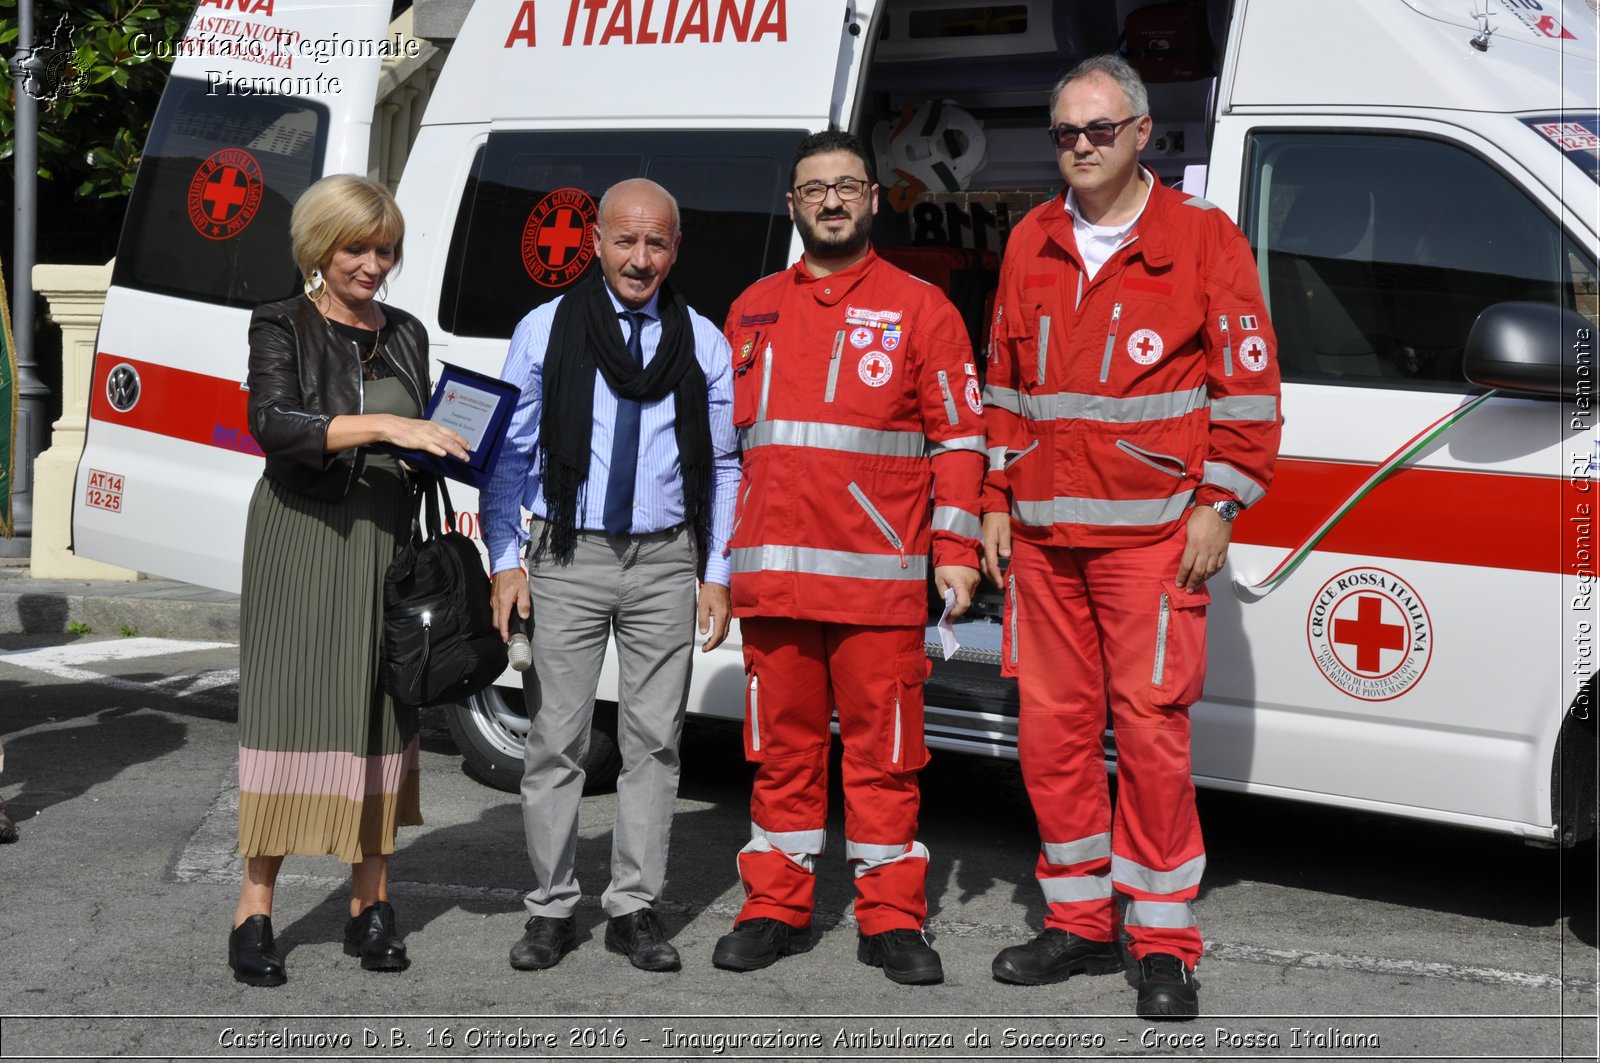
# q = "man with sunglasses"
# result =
<box><xmin>711</xmin><ymin>131</ymin><xmax>984</xmax><ymax>985</ymax></box>
<box><xmin>981</xmin><ymin>56</ymin><xmax>1281</xmax><ymax>1020</ymax></box>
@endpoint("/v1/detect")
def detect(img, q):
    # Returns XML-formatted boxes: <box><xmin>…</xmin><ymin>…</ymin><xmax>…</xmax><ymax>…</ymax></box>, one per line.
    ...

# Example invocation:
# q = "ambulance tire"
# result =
<box><xmin>446</xmin><ymin>688</ymin><xmax>622</xmax><ymax>794</ymax></box>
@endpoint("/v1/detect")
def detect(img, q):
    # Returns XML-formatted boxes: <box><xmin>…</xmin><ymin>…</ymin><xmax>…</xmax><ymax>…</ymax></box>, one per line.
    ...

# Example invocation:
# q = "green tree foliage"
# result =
<box><xmin>1</xmin><ymin>1</ymin><xmax>190</xmax><ymax>200</ymax></box>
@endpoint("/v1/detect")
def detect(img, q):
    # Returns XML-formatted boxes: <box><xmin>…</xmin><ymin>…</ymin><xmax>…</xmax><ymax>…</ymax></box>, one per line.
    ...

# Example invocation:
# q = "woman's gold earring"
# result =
<box><xmin>304</xmin><ymin>269</ymin><xmax>326</xmax><ymax>302</ymax></box>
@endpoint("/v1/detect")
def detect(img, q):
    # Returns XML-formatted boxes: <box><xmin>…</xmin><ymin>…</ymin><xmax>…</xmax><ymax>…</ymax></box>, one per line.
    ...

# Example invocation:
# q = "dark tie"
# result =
<box><xmin>602</xmin><ymin>311</ymin><xmax>646</xmax><ymax>536</ymax></box>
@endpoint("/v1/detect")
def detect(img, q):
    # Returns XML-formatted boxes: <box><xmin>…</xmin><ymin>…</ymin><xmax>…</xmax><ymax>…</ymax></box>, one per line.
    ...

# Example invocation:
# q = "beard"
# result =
<box><xmin>794</xmin><ymin>206</ymin><xmax>871</xmax><ymax>261</ymax></box>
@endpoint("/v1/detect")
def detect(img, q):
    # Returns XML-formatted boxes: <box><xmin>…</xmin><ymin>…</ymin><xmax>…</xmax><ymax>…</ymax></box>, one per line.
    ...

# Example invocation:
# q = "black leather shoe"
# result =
<box><xmin>509</xmin><ymin>915</ymin><xmax>576</xmax><ymax>971</ymax></box>
<box><xmin>857</xmin><ymin>928</ymin><xmax>944</xmax><ymax>985</ymax></box>
<box><xmin>1136</xmin><ymin>952</ymin><xmax>1200</xmax><ymax>1020</ymax></box>
<box><xmin>711</xmin><ymin>917</ymin><xmax>795</xmax><ymax>972</ymax></box>
<box><xmin>992</xmin><ymin>928</ymin><xmax>1121</xmax><ymax>985</ymax></box>
<box><xmin>343</xmin><ymin>901</ymin><xmax>409</xmax><ymax>972</ymax></box>
<box><xmin>228</xmin><ymin>914</ymin><xmax>287</xmax><ymax>987</ymax></box>
<box><xmin>0</xmin><ymin>799</ymin><xmax>17</xmax><ymax>844</ymax></box>
<box><xmin>604</xmin><ymin>909</ymin><xmax>681</xmax><ymax>972</ymax></box>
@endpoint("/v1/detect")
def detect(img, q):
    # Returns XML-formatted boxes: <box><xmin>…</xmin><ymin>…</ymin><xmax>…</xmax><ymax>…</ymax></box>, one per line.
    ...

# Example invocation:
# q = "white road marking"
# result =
<box><xmin>0</xmin><ymin>638</ymin><xmax>234</xmax><ymax>703</ymax></box>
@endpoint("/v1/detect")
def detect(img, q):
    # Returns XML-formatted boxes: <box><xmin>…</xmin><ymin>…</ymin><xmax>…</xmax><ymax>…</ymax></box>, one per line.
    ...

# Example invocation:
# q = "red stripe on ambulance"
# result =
<box><xmin>1234</xmin><ymin>458</ymin><xmax>1569</xmax><ymax>575</ymax></box>
<box><xmin>88</xmin><ymin>354</ymin><xmax>262</xmax><ymax>458</ymax></box>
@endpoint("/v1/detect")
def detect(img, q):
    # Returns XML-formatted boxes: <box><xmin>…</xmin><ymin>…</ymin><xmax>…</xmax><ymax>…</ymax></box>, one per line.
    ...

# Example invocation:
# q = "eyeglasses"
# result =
<box><xmin>1046</xmin><ymin>116</ymin><xmax>1139</xmax><ymax>150</ymax></box>
<box><xmin>793</xmin><ymin>178</ymin><xmax>871</xmax><ymax>205</ymax></box>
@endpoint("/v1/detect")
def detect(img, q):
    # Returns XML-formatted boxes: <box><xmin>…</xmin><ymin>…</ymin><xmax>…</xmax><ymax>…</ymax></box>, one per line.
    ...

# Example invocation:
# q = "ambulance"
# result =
<box><xmin>72</xmin><ymin>0</ymin><xmax>1598</xmax><ymax>845</ymax></box>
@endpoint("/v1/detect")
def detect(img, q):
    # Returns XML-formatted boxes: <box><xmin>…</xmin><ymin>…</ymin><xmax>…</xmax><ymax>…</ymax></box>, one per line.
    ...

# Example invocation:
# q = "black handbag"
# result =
<box><xmin>380</xmin><ymin>475</ymin><xmax>507</xmax><ymax>707</ymax></box>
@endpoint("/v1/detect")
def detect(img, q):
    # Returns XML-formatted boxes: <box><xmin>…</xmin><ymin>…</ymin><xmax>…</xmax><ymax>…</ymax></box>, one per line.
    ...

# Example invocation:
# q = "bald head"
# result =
<box><xmin>593</xmin><ymin>178</ymin><xmax>682</xmax><ymax>309</ymax></box>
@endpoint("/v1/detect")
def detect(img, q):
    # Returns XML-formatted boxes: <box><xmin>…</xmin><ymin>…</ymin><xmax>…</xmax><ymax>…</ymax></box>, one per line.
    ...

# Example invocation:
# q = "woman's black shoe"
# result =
<box><xmin>228</xmin><ymin>915</ymin><xmax>287</xmax><ymax>987</ymax></box>
<box><xmin>344</xmin><ymin>901</ymin><xmax>410</xmax><ymax>972</ymax></box>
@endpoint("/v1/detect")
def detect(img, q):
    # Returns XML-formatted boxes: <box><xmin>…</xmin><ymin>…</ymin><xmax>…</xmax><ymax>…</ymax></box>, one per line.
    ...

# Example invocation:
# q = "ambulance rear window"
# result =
<box><xmin>111</xmin><ymin>77</ymin><xmax>327</xmax><ymax>307</ymax></box>
<box><xmin>439</xmin><ymin>130</ymin><xmax>804</xmax><ymax>339</ymax></box>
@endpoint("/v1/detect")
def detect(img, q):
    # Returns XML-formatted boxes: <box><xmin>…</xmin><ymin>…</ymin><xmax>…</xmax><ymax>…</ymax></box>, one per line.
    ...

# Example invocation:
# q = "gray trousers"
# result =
<box><xmin>519</xmin><ymin>523</ymin><xmax>696</xmax><ymax>918</ymax></box>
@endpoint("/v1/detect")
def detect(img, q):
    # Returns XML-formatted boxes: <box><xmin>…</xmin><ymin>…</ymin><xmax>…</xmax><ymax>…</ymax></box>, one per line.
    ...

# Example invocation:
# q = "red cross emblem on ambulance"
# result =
<box><xmin>858</xmin><ymin>350</ymin><xmax>894</xmax><ymax>387</ymax></box>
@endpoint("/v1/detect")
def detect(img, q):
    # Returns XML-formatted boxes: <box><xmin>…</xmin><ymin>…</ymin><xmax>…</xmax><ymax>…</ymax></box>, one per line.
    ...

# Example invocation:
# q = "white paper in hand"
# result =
<box><xmin>937</xmin><ymin>587</ymin><xmax>961</xmax><ymax>661</ymax></box>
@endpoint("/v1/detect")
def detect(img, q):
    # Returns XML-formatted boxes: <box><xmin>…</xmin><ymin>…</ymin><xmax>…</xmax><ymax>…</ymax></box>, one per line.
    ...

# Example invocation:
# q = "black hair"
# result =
<box><xmin>789</xmin><ymin>129</ymin><xmax>876</xmax><ymax>188</ymax></box>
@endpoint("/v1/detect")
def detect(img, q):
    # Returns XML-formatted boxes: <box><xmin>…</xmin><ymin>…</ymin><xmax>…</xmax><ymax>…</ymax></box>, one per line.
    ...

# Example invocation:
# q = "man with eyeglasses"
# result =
<box><xmin>981</xmin><ymin>56</ymin><xmax>1281</xmax><ymax>1020</ymax></box>
<box><xmin>710</xmin><ymin>131</ymin><xmax>984</xmax><ymax>985</ymax></box>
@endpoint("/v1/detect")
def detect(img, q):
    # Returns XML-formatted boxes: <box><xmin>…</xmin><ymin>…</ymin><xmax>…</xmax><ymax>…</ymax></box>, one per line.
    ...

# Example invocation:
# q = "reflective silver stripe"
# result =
<box><xmin>892</xmin><ymin>691</ymin><xmax>902</xmax><ymax>762</ymax></box>
<box><xmin>1124</xmin><ymin>900</ymin><xmax>1196</xmax><ymax>928</ymax></box>
<box><xmin>1012</xmin><ymin>491</ymin><xmax>1194</xmax><ymax>528</ymax></box>
<box><xmin>1203</xmin><ymin>460</ymin><xmax>1267</xmax><ymax>506</ymax></box>
<box><xmin>1112</xmin><ymin>853</ymin><xmax>1206</xmax><ymax>895</ymax></box>
<box><xmin>755</xmin><ymin>822</ymin><xmax>826</xmax><ymax>855</ymax></box>
<box><xmin>1153</xmin><ymin>592</ymin><xmax>1171</xmax><ymax>685</ymax></box>
<box><xmin>937</xmin><ymin>369</ymin><xmax>960</xmax><ymax>425</ymax></box>
<box><xmin>1184</xmin><ymin>196</ymin><xmax>1220</xmax><ymax>211</ymax></box>
<box><xmin>1039</xmin><ymin>874</ymin><xmax>1114</xmax><ymax>903</ymax></box>
<box><xmin>847</xmin><ymin>840</ymin><xmax>929</xmax><ymax>876</ymax></box>
<box><xmin>1002</xmin><ymin>439</ymin><xmax>1039</xmax><ymax>470</ymax></box>
<box><xmin>740</xmin><ymin>419</ymin><xmax>925</xmax><ymax>458</ymax></box>
<box><xmin>739</xmin><ymin>834</ymin><xmax>816</xmax><ymax>873</ymax></box>
<box><xmin>825</xmin><ymin>330</ymin><xmax>844</xmax><ymax>402</ymax></box>
<box><xmin>757</xmin><ymin>343</ymin><xmax>773</xmax><ymax>420</ymax></box>
<box><xmin>1036</xmin><ymin>314</ymin><xmax>1051</xmax><ymax>386</ymax></box>
<box><xmin>932</xmin><ymin>506</ymin><xmax>981</xmax><ymax>540</ymax></box>
<box><xmin>928</xmin><ymin>433</ymin><xmax>986</xmax><ymax>457</ymax></box>
<box><xmin>982</xmin><ymin>384</ymin><xmax>1022</xmax><ymax>414</ymax></box>
<box><xmin>731</xmin><ymin>545</ymin><xmax>927</xmax><ymax>581</ymax></box>
<box><xmin>987</xmin><ymin>445</ymin><xmax>1008</xmax><ymax>472</ymax></box>
<box><xmin>1210</xmin><ymin>395</ymin><xmax>1279</xmax><ymax>422</ymax></box>
<box><xmin>1007</xmin><ymin>573</ymin><xmax>1018</xmax><ymax>666</ymax></box>
<box><xmin>1116</xmin><ymin>440</ymin><xmax>1186</xmax><ymax>479</ymax></box>
<box><xmin>991</xmin><ymin>386</ymin><xmax>1208</xmax><ymax>425</ymax></box>
<box><xmin>1042</xmin><ymin>833</ymin><xmax>1112</xmax><ymax>867</ymax></box>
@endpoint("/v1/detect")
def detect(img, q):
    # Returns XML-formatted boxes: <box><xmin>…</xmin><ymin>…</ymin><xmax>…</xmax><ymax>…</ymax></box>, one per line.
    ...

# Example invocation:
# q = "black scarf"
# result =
<box><xmin>536</xmin><ymin>270</ymin><xmax>711</xmax><ymax>569</ymax></box>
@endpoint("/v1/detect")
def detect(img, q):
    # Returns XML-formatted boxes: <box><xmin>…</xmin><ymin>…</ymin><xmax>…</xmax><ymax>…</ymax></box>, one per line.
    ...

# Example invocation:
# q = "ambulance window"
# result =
<box><xmin>111</xmin><ymin>77</ymin><xmax>327</xmax><ymax>307</ymax></box>
<box><xmin>439</xmin><ymin>131</ymin><xmax>804</xmax><ymax>339</ymax></box>
<box><xmin>1244</xmin><ymin>132</ymin><xmax>1598</xmax><ymax>389</ymax></box>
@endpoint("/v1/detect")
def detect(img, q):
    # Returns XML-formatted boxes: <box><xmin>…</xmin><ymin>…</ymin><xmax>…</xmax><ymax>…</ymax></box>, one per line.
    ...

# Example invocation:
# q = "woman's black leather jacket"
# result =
<box><xmin>246</xmin><ymin>294</ymin><xmax>430</xmax><ymax>500</ymax></box>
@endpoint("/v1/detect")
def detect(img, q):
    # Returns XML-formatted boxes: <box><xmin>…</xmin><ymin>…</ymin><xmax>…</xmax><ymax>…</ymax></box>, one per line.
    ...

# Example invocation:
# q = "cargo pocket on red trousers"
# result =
<box><xmin>742</xmin><ymin>652</ymin><xmax>767</xmax><ymax>761</ymax></box>
<box><xmin>1000</xmin><ymin>570</ymin><xmax>1020</xmax><ymax>678</ymax></box>
<box><xmin>887</xmin><ymin>652</ymin><xmax>932</xmax><ymax>772</ymax></box>
<box><xmin>1149</xmin><ymin>580</ymin><xmax>1209</xmax><ymax>708</ymax></box>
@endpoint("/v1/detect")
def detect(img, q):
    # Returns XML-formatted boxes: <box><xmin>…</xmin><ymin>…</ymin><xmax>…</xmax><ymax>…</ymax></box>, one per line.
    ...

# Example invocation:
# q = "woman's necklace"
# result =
<box><xmin>359</xmin><ymin>325</ymin><xmax>381</xmax><ymax>366</ymax></box>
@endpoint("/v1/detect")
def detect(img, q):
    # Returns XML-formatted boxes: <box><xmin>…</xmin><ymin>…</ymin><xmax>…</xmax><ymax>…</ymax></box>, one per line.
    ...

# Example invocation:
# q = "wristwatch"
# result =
<box><xmin>1210</xmin><ymin>499</ymin><xmax>1241</xmax><ymax>523</ymax></box>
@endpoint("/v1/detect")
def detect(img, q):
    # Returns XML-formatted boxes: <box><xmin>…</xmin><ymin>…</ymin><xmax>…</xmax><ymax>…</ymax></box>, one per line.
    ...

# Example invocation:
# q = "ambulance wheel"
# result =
<box><xmin>447</xmin><ymin>688</ymin><xmax>621</xmax><ymax>794</ymax></box>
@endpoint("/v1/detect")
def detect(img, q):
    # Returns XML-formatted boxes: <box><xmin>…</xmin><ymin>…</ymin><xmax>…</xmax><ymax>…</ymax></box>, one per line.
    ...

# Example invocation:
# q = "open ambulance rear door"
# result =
<box><xmin>71</xmin><ymin>0</ymin><xmax>394</xmax><ymax>591</ymax></box>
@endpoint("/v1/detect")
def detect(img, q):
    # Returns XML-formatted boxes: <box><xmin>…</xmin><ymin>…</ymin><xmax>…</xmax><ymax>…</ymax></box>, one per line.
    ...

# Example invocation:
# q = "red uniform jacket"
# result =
<box><xmin>982</xmin><ymin>173</ymin><xmax>1283</xmax><ymax>548</ymax></box>
<box><xmin>725</xmin><ymin>249</ymin><xmax>985</xmax><ymax>626</ymax></box>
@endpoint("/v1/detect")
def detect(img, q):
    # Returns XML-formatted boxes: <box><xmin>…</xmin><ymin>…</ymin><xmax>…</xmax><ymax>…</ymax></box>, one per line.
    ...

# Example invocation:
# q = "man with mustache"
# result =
<box><xmin>485</xmin><ymin>178</ymin><xmax>739</xmax><ymax>974</ymax></box>
<box><xmin>710</xmin><ymin>132</ymin><xmax>984</xmax><ymax>984</ymax></box>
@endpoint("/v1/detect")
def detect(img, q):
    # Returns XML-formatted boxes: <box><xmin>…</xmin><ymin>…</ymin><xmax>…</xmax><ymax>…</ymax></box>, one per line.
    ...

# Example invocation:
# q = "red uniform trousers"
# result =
<box><xmin>1005</xmin><ymin>528</ymin><xmax>1209</xmax><ymax>967</ymax></box>
<box><xmin>735</xmin><ymin>617</ymin><xmax>931</xmax><ymax>936</ymax></box>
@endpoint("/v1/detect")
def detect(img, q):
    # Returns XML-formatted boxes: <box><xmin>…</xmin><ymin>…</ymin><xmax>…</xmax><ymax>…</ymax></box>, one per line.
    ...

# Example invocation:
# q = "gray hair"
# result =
<box><xmin>1049</xmin><ymin>54</ymin><xmax>1149</xmax><ymax>120</ymax></box>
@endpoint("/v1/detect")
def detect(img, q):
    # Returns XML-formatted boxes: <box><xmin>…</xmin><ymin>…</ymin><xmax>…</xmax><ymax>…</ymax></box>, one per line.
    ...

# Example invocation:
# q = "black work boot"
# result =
<box><xmin>711</xmin><ymin>918</ymin><xmax>795</xmax><ymax>972</ymax></box>
<box><xmin>992</xmin><ymin>928</ymin><xmax>1121</xmax><ymax>985</ymax></box>
<box><xmin>857</xmin><ymin>928</ymin><xmax>944</xmax><ymax>985</ymax></box>
<box><xmin>0</xmin><ymin>798</ymin><xmax>17</xmax><ymax>844</ymax></box>
<box><xmin>1136</xmin><ymin>952</ymin><xmax>1200</xmax><ymax>1020</ymax></box>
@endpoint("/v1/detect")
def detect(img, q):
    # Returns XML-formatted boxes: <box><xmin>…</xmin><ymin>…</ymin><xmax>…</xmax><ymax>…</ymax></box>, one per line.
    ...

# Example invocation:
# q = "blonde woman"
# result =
<box><xmin>230</xmin><ymin>175</ymin><xmax>468</xmax><ymax>987</ymax></box>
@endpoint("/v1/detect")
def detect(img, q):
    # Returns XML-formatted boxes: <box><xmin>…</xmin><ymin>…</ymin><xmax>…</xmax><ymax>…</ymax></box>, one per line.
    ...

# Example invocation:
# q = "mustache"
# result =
<box><xmin>621</xmin><ymin>266</ymin><xmax>656</xmax><ymax>280</ymax></box>
<box><xmin>816</xmin><ymin>209</ymin><xmax>851</xmax><ymax>221</ymax></box>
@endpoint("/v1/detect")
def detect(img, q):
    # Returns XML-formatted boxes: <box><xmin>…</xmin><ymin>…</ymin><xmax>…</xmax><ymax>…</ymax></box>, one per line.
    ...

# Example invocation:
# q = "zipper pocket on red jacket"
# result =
<box><xmin>757</xmin><ymin>343</ymin><xmax>774</xmax><ymax>420</ymax></box>
<box><xmin>825</xmin><ymin>329</ymin><xmax>845</xmax><ymax>402</ymax></box>
<box><xmin>937</xmin><ymin>370</ymin><xmax>960</xmax><ymax>425</ymax></box>
<box><xmin>1219</xmin><ymin>314</ymin><xmax>1234</xmax><ymax>377</ymax></box>
<box><xmin>748</xmin><ymin>673</ymin><xmax>761</xmax><ymax>751</ymax></box>
<box><xmin>1036</xmin><ymin>314</ymin><xmax>1051</xmax><ymax>386</ymax></box>
<box><xmin>1100</xmin><ymin>303</ymin><xmax>1123</xmax><ymax>382</ymax></box>
<box><xmin>848</xmin><ymin>481</ymin><xmax>908</xmax><ymax>569</ymax></box>
<box><xmin>1115</xmin><ymin>439</ymin><xmax>1187</xmax><ymax>479</ymax></box>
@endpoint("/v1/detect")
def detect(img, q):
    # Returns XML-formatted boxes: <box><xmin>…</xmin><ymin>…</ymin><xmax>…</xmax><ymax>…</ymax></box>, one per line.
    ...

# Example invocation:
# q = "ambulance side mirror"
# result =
<box><xmin>1463</xmin><ymin>301</ymin><xmax>1592</xmax><ymax>398</ymax></box>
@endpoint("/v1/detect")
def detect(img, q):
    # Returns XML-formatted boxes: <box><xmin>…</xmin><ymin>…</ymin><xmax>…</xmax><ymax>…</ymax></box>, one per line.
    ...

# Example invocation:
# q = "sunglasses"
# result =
<box><xmin>1046</xmin><ymin>115</ymin><xmax>1139</xmax><ymax>150</ymax></box>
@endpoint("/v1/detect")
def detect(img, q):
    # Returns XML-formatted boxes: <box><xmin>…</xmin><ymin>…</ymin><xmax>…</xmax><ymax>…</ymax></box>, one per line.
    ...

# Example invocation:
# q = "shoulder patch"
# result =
<box><xmin>739</xmin><ymin>311</ymin><xmax>779</xmax><ymax>326</ymax></box>
<box><xmin>1183</xmin><ymin>196</ymin><xmax>1220</xmax><ymax>211</ymax></box>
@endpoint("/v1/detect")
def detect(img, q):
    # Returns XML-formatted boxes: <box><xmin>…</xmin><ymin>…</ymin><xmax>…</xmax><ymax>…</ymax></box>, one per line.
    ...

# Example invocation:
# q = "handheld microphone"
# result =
<box><xmin>507</xmin><ymin>611</ymin><xmax>533</xmax><ymax>672</ymax></box>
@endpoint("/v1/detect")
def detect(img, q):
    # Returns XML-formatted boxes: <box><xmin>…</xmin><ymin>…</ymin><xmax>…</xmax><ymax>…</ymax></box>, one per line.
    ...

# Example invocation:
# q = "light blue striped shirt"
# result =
<box><xmin>482</xmin><ymin>286</ymin><xmax>739</xmax><ymax>586</ymax></box>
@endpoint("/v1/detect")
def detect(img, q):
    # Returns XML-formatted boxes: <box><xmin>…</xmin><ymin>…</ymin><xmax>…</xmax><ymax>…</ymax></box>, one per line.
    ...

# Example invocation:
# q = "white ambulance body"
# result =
<box><xmin>74</xmin><ymin>0</ymin><xmax>1597</xmax><ymax>844</ymax></box>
